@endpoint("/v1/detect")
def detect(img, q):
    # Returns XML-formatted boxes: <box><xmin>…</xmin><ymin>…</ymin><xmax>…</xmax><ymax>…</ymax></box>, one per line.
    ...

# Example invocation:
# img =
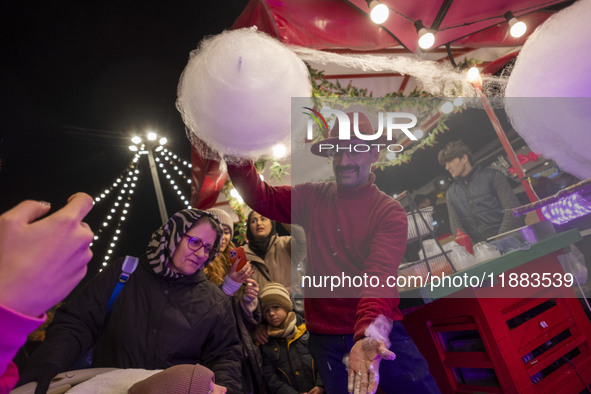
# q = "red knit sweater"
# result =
<box><xmin>228</xmin><ymin>161</ymin><xmax>407</xmax><ymax>341</ymax></box>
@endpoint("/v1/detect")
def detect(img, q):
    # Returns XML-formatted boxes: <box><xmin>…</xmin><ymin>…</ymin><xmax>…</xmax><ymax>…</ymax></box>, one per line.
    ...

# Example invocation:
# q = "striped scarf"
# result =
<box><xmin>145</xmin><ymin>208</ymin><xmax>222</xmax><ymax>279</ymax></box>
<box><xmin>267</xmin><ymin>311</ymin><xmax>297</xmax><ymax>339</ymax></box>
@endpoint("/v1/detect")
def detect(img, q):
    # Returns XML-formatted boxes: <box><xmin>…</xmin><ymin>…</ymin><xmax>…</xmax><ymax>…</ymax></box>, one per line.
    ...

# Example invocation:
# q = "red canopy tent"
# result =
<box><xmin>191</xmin><ymin>0</ymin><xmax>574</xmax><ymax>208</ymax></box>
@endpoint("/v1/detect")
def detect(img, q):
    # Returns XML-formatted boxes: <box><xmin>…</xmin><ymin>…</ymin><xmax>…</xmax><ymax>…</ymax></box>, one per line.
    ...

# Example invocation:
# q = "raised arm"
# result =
<box><xmin>227</xmin><ymin>161</ymin><xmax>292</xmax><ymax>224</ymax></box>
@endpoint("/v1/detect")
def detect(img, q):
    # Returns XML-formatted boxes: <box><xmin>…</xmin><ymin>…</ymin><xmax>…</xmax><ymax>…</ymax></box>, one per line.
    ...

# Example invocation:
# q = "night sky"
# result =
<box><xmin>0</xmin><ymin>1</ymin><xmax>248</xmax><ymax>276</ymax></box>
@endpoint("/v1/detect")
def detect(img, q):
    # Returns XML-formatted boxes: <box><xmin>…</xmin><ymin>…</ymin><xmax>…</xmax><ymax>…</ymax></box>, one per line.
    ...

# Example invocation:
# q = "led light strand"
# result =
<box><xmin>157</xmin><ymin>148</ymin><xmax>192</xmax><ymax>208</ymax></box>
<box><xmin>92</xmin><ymin>154</ymin><xmax>140</xmax><ymax>205</ymax></box>
<box><xmin>94</xmin><ymin>160</ymin><xmax>141</xmax><ymax>271</ymax></box>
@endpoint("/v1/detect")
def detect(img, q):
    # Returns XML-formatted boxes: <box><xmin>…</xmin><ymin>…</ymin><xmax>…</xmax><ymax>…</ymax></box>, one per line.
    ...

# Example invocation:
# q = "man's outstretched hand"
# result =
<box><xmin>346</xmin><ymin>337</ymin><xmax>395</xmax><ymax>394</ymax></box>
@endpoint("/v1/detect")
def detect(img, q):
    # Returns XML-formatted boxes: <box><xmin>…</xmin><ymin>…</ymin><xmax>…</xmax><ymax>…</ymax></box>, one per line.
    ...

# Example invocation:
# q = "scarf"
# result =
<box><xmin>145</xmin><ymin>209</ymin><xmax>222</xmax><ymax>279</ymax></box>
<box><xmin>267</xmin><ymin>311</ymin><xmax>297</xmax><ymax>339</ymax></box>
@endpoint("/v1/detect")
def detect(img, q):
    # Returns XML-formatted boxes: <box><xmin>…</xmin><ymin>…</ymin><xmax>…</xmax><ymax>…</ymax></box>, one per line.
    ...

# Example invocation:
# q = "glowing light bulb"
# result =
<box><xmin>467</xmin><ymin>67</ymin><xmax>481</xmax><ymax>84</ymax></box>
<box><xmin>272</xmin><ymin>144</ymin><xmax>287</xmax><ymax>159</ymax></box>
<box><xmin>418</xmin><ymin>30</ymin><xmax>435</xmax><ymax>49</ymax></box>
<box><xmin>147</xmin><ymin>132</ymin><xmax>157</xmax><ymax>141</ymax></box>
<box><xmin>505</xmin><ymin>12</ymin><xmax>527</xmax><ymax>38</ymax></box>
<box><xmin>131</xmin><ymin>136</ymin><xmax>142</xmax><ymax>144</ymax></box>
<box><xmin>368</xmin><ymin>1</ymin><xmax>389</xmax><ymax>24</ymax></box>
<box><xmin>509</xmin><ymin>20</ymin><xmax>526</xmax><ymax>38</ymax></box>
<box><xmin>453</xmin><ymin>97</ymin><xmax>464</xmax><ymax>107</ymax></box>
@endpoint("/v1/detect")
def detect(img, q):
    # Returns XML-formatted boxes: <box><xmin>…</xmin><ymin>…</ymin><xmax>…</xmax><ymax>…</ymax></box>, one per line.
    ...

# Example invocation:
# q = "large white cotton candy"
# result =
<box><xmin>505</xmin><ymin>0</ymin><xmax>591</xmax><ymax>179</ymax></box>
<box><xmin>177</xmin><ymin>28</ymin><xmax>311</xmax><ymax>162</ymax></box>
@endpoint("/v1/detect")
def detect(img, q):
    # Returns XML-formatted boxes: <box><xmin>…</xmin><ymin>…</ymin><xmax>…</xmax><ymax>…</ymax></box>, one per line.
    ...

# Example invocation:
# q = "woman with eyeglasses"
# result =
<box><xmin>18</xmin><ymin>209</ymin><xmax>242</xmax><ymax>394</ymax></box>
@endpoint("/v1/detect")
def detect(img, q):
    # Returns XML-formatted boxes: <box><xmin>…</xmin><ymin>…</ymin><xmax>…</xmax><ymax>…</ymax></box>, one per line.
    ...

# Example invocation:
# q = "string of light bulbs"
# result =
<box><xmin>91</xmin><ymin>154</ymin><xmax>141</xmax><ymax>272</ymax></box>
<box><xmin>365</xmin><ymin>0</ymin><xmax>565</xmax><ymax>49</ymax></box>
<box><xmin>156</xmin><ymin>148</ymin><xmax>192</xmax><ymax>209</ymax></box>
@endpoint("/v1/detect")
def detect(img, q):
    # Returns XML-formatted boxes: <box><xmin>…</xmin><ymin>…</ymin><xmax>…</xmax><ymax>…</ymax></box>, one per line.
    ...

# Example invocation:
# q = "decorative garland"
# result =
<box><xmin>307</xmin><ymin>66</ymin><xmax>464</xmax><ymax>168</ymax></box>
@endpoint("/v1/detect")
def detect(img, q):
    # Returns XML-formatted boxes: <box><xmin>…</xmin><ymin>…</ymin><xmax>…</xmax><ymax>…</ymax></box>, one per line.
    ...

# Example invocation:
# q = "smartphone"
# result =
<box><xmin>229</xmin><ymin>247</ymin><xmax>247</xmax><ymax>272</ymax></box>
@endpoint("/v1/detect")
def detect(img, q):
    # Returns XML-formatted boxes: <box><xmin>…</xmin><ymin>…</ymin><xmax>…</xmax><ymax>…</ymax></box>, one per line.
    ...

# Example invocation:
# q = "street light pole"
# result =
<box><xmin>147</xmin><ymin>148</ymin><xmax>168</xmax><ymax>225</ymax></box>
<box><xmin>130</xmin><ymin>132</ymin><xmax>169</xmax><ymax>225</ymax></box>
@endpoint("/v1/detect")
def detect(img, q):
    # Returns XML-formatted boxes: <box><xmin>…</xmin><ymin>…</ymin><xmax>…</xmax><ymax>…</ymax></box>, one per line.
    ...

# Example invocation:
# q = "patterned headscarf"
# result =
<box><xmin>145</xmin><ymin>209</ymin><xmax>223</xmax><ymax>278</ymax></box>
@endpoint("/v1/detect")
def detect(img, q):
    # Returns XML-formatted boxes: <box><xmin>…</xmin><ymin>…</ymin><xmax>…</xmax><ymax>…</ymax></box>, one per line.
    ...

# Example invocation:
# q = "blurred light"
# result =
<box><xmin>505</xmin><ymin>11</ymin><xmax>527</xmax><ymax>38</ymax></box>
<box><xmin>155</xmin><ymin>146</ymin><xmax>164</xmax><ymax>152</ymax></box>
<box><xmin>159</xmin><ymin>137</ymin><xmax>167</xmax><ymax>145</ymax></box>
<box><xmin>368</xmin><ymin>1</ymin><xmax>389</xmax><ymax>24</ymax></box>
<box><xmin>386</xmin><ymin>151</ymin><xmax>397</xmax><ymax>160</ymax></box>
<box><xmin>467</xmin><ymin>67</ymin><xmax>482</xmax><ymax>86</ymax></box>
<box><xmin>415</xmin><ymin>20</ymin><xmax>435</xmax><ymax>50</ymax></box>
<box><xmin>147</xmin><ymin>132</ymin><xmax>157</xmax><ymax>141</ymax></box>
<box><xmin>129</xmin><ymin>145</ymin><xmax>138</xmax><ymax>152</ymax></box>
<box><xmin>131</xmin><ymin>136</ymin><xmax>142</xmax><ymax>144</ymax></box>
<box><xmin>272</xmin><ymin>144</ymin><xmax>287</xmax><ymax>159</ymax></box>
<box><xmin>413</xmin><ymin>129</ymin><xmax>424</xmax><ymax>139</ymax></box>
<box><xmin>259</xmin><ymin>174</ymin><xmax>265</xmax><ymax>181</ymax></box>
<box><xmin>440</xmin><ymin>101</ymin><xmax>454</xmax><ymax>114</ymax></box>
<box><xmin>453</xmin><ymin>97</ymin><xmax>464</xmax><ymax>107</ymax></box>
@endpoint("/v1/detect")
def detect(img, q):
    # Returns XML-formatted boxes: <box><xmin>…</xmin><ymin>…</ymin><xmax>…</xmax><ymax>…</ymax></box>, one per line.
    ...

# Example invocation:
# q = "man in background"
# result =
<box><xmin>438</xmin><ymin>140</ymin><xmax>523</xmax><ymax>243</ymax></box>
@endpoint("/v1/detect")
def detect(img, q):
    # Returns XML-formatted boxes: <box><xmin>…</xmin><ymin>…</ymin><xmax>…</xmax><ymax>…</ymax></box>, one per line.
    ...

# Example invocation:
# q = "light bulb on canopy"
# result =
<box><xmin>414</xmin><ymin>20</ymin><xmax>435</xmax><ymax>50</ymax></box>
<box><xmin>367</xmin><ymin>0</ymin><xmax>389</xmax><ymax>24</ymax></box>
<box><xmin>505</xmin><ymin>11</ymin><xmax>527</xmax><ymax>38</ymax></box>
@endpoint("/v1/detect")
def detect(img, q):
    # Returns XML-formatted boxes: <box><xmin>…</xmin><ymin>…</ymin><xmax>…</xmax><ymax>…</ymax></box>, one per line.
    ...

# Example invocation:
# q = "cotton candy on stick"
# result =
<box><xmin>177</xmin><ymin>28</ymin><xmax>312</xmax><ymax>162</ymax></box>
<box><xmin>505</xmin><ymin>0</ymin><xmax>591</xmax><ymax>179</ymax></box>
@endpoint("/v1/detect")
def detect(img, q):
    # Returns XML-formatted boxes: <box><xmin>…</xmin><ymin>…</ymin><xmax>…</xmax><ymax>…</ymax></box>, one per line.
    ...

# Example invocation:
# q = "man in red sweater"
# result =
<box><xmin>227</xmin><ymin>112</ymin><xmax>439</xmax><ymax>393</ymax></box>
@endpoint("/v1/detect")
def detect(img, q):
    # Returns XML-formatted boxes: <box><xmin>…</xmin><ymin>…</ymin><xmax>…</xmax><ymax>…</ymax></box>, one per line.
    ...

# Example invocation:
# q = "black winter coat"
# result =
<box><xmin>25</xmin><ymin>255</ymin><xmax>243</xmax><ymax>393</ymax></box>
<box><xmin>261</xmin><ymin>316</ymin><xmax>322</xmax><ymax>394</ymax></box>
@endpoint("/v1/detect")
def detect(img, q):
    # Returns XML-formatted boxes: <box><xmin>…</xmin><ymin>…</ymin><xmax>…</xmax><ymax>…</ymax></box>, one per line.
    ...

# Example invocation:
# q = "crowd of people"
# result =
<box><xmin>1</xmin><ymin>111</ymin><xmax>530</xmax><ymax>394</ymax></box>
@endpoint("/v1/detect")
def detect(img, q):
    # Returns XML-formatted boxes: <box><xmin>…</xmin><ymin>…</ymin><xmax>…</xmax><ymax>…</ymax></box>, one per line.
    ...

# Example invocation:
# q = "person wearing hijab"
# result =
<box><xmin>243</xmin><ymin>211</ymin><xmax>305</xmax><ymax>293</ymax></box>
<box><xmin>18</xmin><ymin>209</ymin><xmax>242</xmax><ymax>394</ymax></box>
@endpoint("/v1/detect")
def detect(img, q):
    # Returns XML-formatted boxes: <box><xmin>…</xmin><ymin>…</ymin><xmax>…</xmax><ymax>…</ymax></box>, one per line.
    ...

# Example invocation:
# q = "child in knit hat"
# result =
<box><xmin>259</xmin><ymin>283</ymin><xmax>324</xmax><ymax>394</ymax></box>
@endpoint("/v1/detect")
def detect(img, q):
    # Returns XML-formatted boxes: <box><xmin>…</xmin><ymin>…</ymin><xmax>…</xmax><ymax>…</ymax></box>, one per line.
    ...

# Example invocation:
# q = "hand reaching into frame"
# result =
<box><xmin>0</xmin><ymin>193</ymin><xmax>94</xmax><ymax>317</ymax></box>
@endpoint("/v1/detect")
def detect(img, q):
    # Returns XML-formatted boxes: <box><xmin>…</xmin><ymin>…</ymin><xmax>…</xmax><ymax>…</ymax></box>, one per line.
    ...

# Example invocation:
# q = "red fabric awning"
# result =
<box><xmin>233</xmin><ymin>0</ymin><xmax>568</xmax><ymax>53</ymax></box>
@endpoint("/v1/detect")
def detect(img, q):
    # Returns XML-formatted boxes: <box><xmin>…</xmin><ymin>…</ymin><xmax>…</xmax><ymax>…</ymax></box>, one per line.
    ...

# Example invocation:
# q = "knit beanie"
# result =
<box><xmin>128</xmin><ymin>364</ymin><xmax>214</xmax><ymax>394</ymax></box>
<box><xmin>260</xmin><ymin>282</ymin><xmax>293</xmax><ymax>313</ymax></box>
<box><xmin>206</xmin><ymin>208</ymin><xmax>234</xmax><ymax>239</ymax></box>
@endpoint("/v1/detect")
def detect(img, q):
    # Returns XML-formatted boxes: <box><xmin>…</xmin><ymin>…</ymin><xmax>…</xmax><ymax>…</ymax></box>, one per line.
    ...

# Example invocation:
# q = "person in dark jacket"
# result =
<box><xmin>204</xmin><ymin>208</ymin><xmax>266</xmax><ymax>394</ymax></box>
<box><xmin>259</xmin><ymin>283</ymin><xmax>323</xmax><ymax>394</ymax></box>
<box><xmin>19</xmin><ymin>209</ymin><xmax>243</xmax><ymax>394</ymax></box>
<box><xmin>438</xmin><ymin>140</ymin><xmax>523</xmax><ymax>243</ymax></box>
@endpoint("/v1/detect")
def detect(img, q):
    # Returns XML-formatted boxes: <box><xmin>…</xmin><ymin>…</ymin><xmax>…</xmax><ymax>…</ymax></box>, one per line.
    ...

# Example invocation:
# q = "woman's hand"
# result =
<box><xmin>254</xmin><ymin>323</ymin><xmax>269</xmax><ymax>345</ymax></box>
<box><xmin>243</xmin><ymin>278</ymin><xmax>259</xmax><ymax>302</ymax></box>
<box><xmin>228</xmin><ymin>257</ymin><xmax>253</xmax><ymax>284</ymax></box>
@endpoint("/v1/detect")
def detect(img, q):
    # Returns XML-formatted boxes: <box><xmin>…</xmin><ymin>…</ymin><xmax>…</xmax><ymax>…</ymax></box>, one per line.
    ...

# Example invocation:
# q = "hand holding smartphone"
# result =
<box><xmin>229</xmin><ymin>247</ymin><xmax>247</xmax><ymax>272</ymax></box>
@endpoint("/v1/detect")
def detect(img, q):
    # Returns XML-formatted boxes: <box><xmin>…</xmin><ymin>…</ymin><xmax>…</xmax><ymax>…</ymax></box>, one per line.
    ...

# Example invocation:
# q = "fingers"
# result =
<box><xmin>60</xmin><ymin>192</ymin><xmax>94</xmax><ymax>221</ymax></box>
<box><xmin>378</xmin><ymin>343</ymin><xmax>396</xmax><ymax>360</ymax></box>
<box><xmin>368</xmin><ymin>362</ymin><xmax>379</xmax><ymax>394</ymax></box>
<box><xmin>4</xmin><ymin>200</ymin><xmax>52</xmax><ymax>224</ymax></box>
